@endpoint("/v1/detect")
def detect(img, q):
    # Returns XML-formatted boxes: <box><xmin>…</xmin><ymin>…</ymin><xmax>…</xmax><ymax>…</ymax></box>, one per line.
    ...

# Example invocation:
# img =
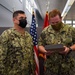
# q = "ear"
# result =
<box><xmin>61</xmin><ymin>16</ymin><xmax>62</xmax><ymax>20</ymax></box>
<box><xmin>13</xmin><ymin>17</ymin><xmax>17</xmax><ymax>23</ymax></box>
<box><xmin>13</xmin><ymin>17</ymin><xmax>15</xmax><ymax>21</ymax></box>
<box><xmin>60</xmin><ymin>16</ymin><xmax>62</xmax><ymax>21</ymax></box>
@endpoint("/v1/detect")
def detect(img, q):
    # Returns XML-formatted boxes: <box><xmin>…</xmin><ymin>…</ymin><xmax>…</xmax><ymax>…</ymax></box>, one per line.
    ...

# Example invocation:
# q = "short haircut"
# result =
<box><xmin>13</xmin><ymin>10</ymin><xmax>25</xmax><ymax>18</ymax></box>
<box><xmin>49</xmin><ymin>9</ymin><xmax>61</xmax><ymax>20</ymax></box>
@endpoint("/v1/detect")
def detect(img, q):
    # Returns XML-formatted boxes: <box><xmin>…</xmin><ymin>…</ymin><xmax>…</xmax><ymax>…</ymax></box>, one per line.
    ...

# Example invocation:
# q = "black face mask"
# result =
<box><xmin>19</xmin><ymin>19</ymin><xmax>27</xmax><ymax>28</ymax></box>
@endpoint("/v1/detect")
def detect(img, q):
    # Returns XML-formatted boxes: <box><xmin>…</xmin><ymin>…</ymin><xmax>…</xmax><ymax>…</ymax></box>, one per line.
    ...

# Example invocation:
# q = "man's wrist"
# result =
<box><xmin>68</xmin><ymin>47</ymin><xmax>72</xmax><ymax>52</ymax></box>
<box><xmin>66</xmin><ymin>47</ymin><xmax>72</xmax><ymax>55</ymax></box>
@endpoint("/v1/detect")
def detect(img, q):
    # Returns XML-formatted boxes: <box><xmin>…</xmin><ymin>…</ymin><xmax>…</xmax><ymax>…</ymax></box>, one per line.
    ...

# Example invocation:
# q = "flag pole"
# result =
<box><xmin>39</xmin><ymin>1</ymin><xmax>50</xmax><ymax>75</ymax></box>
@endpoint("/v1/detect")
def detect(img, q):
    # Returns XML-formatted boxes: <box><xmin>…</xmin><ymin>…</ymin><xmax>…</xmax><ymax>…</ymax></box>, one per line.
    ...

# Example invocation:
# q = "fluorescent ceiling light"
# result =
<box><xmin>61</xmin><ymin>0</ymin><xmax>75</xmax><ymax>20</ymax></box>
<box><xmin>73</xmin><ymin>25</ymin><xmax>75</xmax><ymax>27</ymax></box>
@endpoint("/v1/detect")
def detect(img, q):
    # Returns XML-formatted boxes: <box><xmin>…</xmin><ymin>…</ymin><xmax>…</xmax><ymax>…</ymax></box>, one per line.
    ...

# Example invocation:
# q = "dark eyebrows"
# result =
<box><xmin>19</xmin><ymin>17</ymin><xmax>27</xmax><ymax>19</ymax></box>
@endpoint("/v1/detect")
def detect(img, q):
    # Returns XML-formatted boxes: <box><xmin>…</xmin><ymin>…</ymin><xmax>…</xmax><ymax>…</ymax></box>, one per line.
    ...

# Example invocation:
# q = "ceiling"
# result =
<box><xmin>65</xmin><ymin>1</ymin><xmax>75</xmax><ymax>20</ymax></box>
<box><xmin>34</xmin><ymin>0</ymin><xmax>75</xmax><ymax>20</ymax></box>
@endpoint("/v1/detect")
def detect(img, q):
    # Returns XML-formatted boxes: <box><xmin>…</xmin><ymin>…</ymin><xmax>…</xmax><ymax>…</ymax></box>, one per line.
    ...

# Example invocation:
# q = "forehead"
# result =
<box><xmin>50</xmin><ymin>15</ymin><xmax>61</xmax><ymax>22</ymax></box>
<box><xmin>17</xmin><ymin>13</ymin><xmax>26</xmax><ymax>18</ymax></box>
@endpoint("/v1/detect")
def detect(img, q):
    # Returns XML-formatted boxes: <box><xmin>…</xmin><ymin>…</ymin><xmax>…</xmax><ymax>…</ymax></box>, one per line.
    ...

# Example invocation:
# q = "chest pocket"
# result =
<box><xmin>45</xmin><ymin>31</ymin><xmax>72</xmax><ymax>46</ymax></box>
<box><xmin>60</xmin><ymin>31</ymin><xmax>72</xmax><ymax>46</ymax></box>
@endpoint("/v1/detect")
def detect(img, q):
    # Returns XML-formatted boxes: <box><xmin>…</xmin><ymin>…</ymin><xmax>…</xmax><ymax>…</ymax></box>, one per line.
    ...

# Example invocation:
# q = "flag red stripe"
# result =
<box><xmin>34</xmin><ymin>46</ymin><xmax>38</xmax><ymax>56</ymax></box>
<box><xmin>34</xmin><ymin>46</ymin><xmax>39</xmax><ymax>75</ymax></box>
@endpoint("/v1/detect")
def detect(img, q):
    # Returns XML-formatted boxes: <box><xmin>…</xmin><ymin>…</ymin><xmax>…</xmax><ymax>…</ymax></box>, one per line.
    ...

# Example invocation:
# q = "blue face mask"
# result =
<box><xmin>19</xmin><ymin>19</ymin><xmax>27</xmax><ymax>28</ymax></box>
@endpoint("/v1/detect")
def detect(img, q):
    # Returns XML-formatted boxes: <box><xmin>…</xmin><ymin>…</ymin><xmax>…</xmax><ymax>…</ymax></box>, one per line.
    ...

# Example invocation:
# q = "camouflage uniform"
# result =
<box><xmin>0</xmin><ymin>28</ymin><xmax>34</xmax><ymax>75</ymax></box>
<box><xmin>38</xmin><ymin>23</ymin><xmax>75</xmax><ymax>75</ymax></box>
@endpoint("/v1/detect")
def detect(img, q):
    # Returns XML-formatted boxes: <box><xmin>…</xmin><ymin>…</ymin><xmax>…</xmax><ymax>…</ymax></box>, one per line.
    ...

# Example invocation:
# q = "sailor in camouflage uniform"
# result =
<box><xmin>38</xmin><ymin>9</ymin><xmax>75</xmax><ymax>75</ymax></box>
<box><xmin>0</xmin><ymin>10</ymin><xmax>34</xmax><ymax>75</ymax></box>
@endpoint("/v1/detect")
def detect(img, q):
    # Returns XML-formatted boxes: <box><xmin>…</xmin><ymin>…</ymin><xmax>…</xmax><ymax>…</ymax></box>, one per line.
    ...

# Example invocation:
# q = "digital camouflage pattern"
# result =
<box><xmin>38</xmin><ymin>23</ymin><xmax>75</xmax><ymax>75</ymax></box>
<box><xmin>0</xmin><ymin>28</ymin><xmax>34</xmax><ymax>75</ymax></box>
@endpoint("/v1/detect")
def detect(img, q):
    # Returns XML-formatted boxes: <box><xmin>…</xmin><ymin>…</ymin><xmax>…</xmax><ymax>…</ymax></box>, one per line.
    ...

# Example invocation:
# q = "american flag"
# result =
<box><xmin>30</xmin><ymin>11</ymin><xmax>39</xmax><ymax>75</ymax></box>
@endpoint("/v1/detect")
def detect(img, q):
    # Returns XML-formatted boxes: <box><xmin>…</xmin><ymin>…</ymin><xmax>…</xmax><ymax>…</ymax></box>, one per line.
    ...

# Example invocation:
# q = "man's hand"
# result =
<box><xmin>64</xmin><ymin>46</ymin><xmax>70</xmax><ymax>54</ymax></box>
<box><xmin>59</xmin><ymin>46</ymin><xmax>70</xmax><ymax>54</ymax></box>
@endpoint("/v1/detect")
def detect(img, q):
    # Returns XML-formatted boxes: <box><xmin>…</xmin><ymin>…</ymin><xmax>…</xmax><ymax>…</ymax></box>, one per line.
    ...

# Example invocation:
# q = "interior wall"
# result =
<box><xmin>35</xmin><ymin>9</ymin><xmax>44</xmax><ymax>27</ymax></box>
<box><xmin>0</xmin><ymin>0</ymin><xmax>23</xmax><ymax>27</ymax></box>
